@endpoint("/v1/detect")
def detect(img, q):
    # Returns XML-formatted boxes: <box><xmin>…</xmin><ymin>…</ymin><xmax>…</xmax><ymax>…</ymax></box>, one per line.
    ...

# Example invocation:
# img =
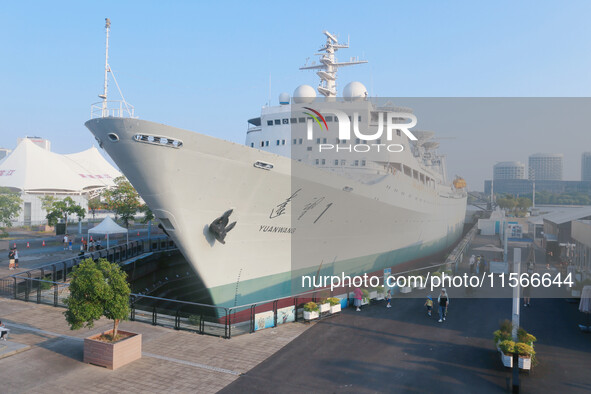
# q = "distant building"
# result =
<box><xmin>528</xmin><ymin>153</ymin><xmax>563</xmax><ymax>181</ymax></box>
<box><xmin>484</xmin><ymin>179</ymin><xmax>591</xmax><ymax>196</ymax></box>
<box><xmin>0</xmin><ymin>148</ymin><xmax>11</xmax><ymax>160</ymax></box>
<box><xmin>493</xmin><ymin>161</ymin><xmax>525</xmax><ymax>180</ymax></box>
<box><xmin>17</xmin><ymin>136</ymin><xmax>51</xmax><ymax>151</ymax></box>
<box><xmin>582</xmin><ymin>152</ymin><xmax>591</xmax><ymax>181</ymax></box>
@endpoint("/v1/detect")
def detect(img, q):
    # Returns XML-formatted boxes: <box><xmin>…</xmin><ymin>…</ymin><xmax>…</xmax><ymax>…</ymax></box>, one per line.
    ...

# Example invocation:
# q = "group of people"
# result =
<box><xmin>469</xmin><ymin>254</ymin><xmax>488</xmax><ymax>274</ymax></box>
<box><xmin>353</xmin><ymin>286</ymin><xmax>450</xmax><ymax>324</ymax></box>
<box><xmin>424</xmin><ymin>288</ymin><xmax>449</xmax><ymax>323</ymax></box>
<box><xmin>7</xmin><ymin>247</ymin><xmax>19</xmax><ymax>270</ymax></box>
<box><xmin>62</xmin><ymin>234</ymin><xmax>73</xmax><ymax>251</ymax></box>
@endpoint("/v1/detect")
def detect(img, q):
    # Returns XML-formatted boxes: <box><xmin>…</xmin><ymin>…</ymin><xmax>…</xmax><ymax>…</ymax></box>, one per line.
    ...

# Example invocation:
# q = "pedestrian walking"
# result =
<box><xmin>424</xmin><ymin>295</ymin><xmax>433</xmax><ymax>316</ymax></box>
<box><xmin>385</xmin><ymin>289</ymin><xmax>392</xmax><ymax>308</ymax></box>
<box><xmin>68</xmin><ymin>238</ymin><xmax>73</xmax><ymax>251</ymax></box>
<box><xmin>354</xmin><ymin>287</ymin><xmax>363</xmax><ymax>312</ymax></box>
<box><xmin>0</xmin><ymin>321</ymin><xmax>8</xmax><ymax>341</ymax></box>
<box><xmin>8</xmin><ymin>248</ymin><xmax>15</xmax><ymax>270</ymax></box>
<box><xmin>438</xmin><ymin>288</ymin><xmax>449</xmax><ymax>323</ymax></box>
<box><xmin>13</xmin><ymin>248</ymin><xmax>18</xmax><ymax>269</ymax></box>
<box><xmin>63</xmin><ymin>235</ymin><xmax>68</xmax><ymax>250</ymax></box>
<box><xmin>469</xmin><ymin>254</ymin><xmax>475</xmax><ymax>274</ymax></box>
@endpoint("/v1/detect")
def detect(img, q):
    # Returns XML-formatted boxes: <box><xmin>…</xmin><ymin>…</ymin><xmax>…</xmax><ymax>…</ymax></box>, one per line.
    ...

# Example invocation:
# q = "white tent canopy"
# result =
<box><xmin>88</xmin><ymin>216</ymin><xmax>128</xmax><ymax>248</ymax></box>
<box><xmin>0</xmin><ymin>138</ymin><xmax>121</xmax><ymax>193</ymax></box>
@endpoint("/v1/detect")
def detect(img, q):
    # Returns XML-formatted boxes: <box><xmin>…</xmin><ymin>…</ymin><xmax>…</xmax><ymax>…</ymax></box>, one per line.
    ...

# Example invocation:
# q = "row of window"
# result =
<box><xmin>266</xmin><ymin>115</ymin><xmax>362</xmax><ymax>127</ymax></box>
<box><xmin>251</xmin><ymin>139</ymin><xmax>287</xmax><ymax>148</ymax></box>
<box><xmin>314</xmin><ymin>159</ymin><xmax>366</xmax><ymax>166</ymax></box>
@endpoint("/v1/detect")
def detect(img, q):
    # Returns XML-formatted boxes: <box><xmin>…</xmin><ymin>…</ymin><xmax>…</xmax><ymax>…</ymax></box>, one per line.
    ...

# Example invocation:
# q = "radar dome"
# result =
<box><xmin>343</xmin><ymin>81</ymin><xmax>367</xmax><ymax>101</ymax></box>
<box><xmin>279</xmin><ymin>92</ymin><xmax>290</xmax><ymax>105</ymax></box>
<box><xmin>293</xmin><ymin>85</ymin><xmax>316</xmax><ymax>104</ymax></box>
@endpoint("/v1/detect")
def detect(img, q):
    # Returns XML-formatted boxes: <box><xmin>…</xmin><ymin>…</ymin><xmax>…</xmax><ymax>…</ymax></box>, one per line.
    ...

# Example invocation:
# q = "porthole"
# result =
<box><xmin>107</xmin><ymin>133</ymin><xmax>119</xmax><ymax>142</ymax></box>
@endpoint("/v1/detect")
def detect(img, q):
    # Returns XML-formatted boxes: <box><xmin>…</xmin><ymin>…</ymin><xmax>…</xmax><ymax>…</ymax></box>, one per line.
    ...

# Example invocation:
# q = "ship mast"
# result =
<box><xmin>99</xmin><ymin>18</ymin><xmax>111</xmax><ymax>117</ymax></box>
<box><xmin>300</xmin><ymin>31</ymin><xmax>367</xmax><ymax>99</ymax></box>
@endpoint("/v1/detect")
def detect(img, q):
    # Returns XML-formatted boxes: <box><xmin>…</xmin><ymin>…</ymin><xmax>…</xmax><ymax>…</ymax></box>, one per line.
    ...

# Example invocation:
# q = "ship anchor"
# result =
<box><xmin>208</xmin><ymin>209</ymin><xmax>236</xmax><ymax>244</ymax></box>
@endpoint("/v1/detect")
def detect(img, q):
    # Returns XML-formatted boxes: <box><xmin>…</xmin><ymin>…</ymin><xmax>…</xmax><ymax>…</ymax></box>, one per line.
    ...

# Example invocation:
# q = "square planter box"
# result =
<box><xmin>330</xmin><ymin>304</ymin><xmax>341</xmax><ymax>314</ymax></box>
<box><xmin>369</xmin><ymin>291</ymin><xmax>378</xmax><ymax>300</ymax></box>
<box><xmin>319</xmin><ymin>303</ymin><xmax>330</xmax><ymax>313</ymax></box>
<box><xmin>519</xmin><ymin>356</ymin><xmax>532</xmax><ymax>370</ymax></box>
<box><xmin>500</xmin><ymin>353</ymin><xmax>513</xmax><ymax>368</ymax></box>
<box><xmin>400</xmin><ymin>286</ymin><xmax>412</xmax><ymax>294</ymax></box>
<box><xmin>361</xmin><ymin>298</ymin><xmax>369</xmax><ymax>305</ymax></box>
<box><xmin>303</xmin><ymin>311</ymin><xmax>319</xmax><ymax>320</ymax></box>
<box><xmin>84</xmin><ymin>330</ymin><xmax>142</xmax><ymax>370</ymax></box>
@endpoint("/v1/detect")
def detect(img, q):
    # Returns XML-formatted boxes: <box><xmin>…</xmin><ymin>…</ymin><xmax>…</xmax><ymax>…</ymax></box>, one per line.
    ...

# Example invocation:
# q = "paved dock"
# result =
<box><xmin>1</xmin><ymin>233</ymin><xmax>590</xmax><ymax>393</ymax></box>
<box><xmin>0</xmin><ymin>298</ymin><xmax>309</xmax><ymax>393</ymax></box>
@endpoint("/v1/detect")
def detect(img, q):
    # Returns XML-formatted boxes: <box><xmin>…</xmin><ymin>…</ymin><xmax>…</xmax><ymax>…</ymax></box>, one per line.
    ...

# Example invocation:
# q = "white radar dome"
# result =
<box><xmin>343</xmin><ymin>81</ymin><xmax>368</xmax><ymax>101</ymax></box>
<box><xmin>293</xmin><ymin>85</ymin><xmax>316</xmax><ymax>104</ymax></box>
<box><xmin>279</xmin><ymin>92</ymin><xmax>290</xmax><ymax>105</ymax></box>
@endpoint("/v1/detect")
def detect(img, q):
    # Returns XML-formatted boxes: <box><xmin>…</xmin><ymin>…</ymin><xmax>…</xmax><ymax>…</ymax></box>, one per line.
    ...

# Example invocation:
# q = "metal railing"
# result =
<box><xmin>1</xmin><ymin>226</ymin><xmax>479</xmax><ymax>339</ymax></box>
<box><xmin>90</xmin><ymin>100</ymin><xmax>136</xmax><ymax>119</ymax></box>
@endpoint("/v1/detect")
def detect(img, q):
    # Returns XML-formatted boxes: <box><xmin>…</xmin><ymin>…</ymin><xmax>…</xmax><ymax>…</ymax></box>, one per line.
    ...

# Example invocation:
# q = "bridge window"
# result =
<box><xmin>282</xmin><ymin>140</ymin><xmax>286</xmax><ymax>145</ymax></box>
<box><xmin>267</xmin><ymin>120</ymin><xmax>273</xmax><ymax>126</ymax></box>
<box><xmin>354</xmin><ymin>160</ymin><xmax>359</xmax><ymax>166</ymax></box>
<box><xmin>251</xmin><ymin>143</ymin><xmax>254</xmax><ymax>147</ymax></box>
<box><xmin>307</xmin><ymin>146</ymin><xmax>312</xmax><ymax>151</ymax></box>
<box><xmin>334</xmin><ymin>159</ymin><xmax>339</xmax><ymax>165</ymax></box>
<box><xmin>276</xmin><ymin>140</ymin><xmax>280</xmax><ymax>145</ymax></box>
<box><xmin>316</xmin><ymin>138</ymin><xmax>321</xmax><ymax>144</ymax></box>
<box><xmin>260</xmin><ymin>141</ymin><xmax>264</xmax><ymax>147</ymax></box>
<box><xmin>315</xmin><ymin>159</ymin><xmax>319</xmax><ymax>165</ymax></box>
<box><xmin>321</xmin><ymin>159</ymin><xmax>326</xmax><ymax>165</ymax></box>
<box><xmin>323</xmin><ymin>138</ymin><xmax>327</xmax><ymax>143</ymax></box>
<box><xmin>361</xmin><ymin>160</ymin><xmax>366</xmax><ymax>166</ymax></box>
<box><xmin>341</xmin><ymin>160</ymin><xmax>346</xmax><ymax>165</ymax></box>
<box><xmin>265</xmin><ymin>141</ymin><xmax>269</xmax><ymax>147</ymax></box>
<box><xmin>282</xmin><ymin>119</ymin><xmax>289</xmax><ymax>124</ymax></box>
<box><xmin>299</xmin><ymin>117</ymin><xmax>305</xmax><ymax>123</ymax></box>
<box><xmin>291</xmin><ymin>118</ymin><xmax>297</xmax><ymax>123</ymax></box>
<box><xmin>325</xmin><ymin>116</ymin><xmax>333</xmax><ymax>122</ymax></box>
<box><xmin>299</xmin><ymin>138</ymin><xmax>303</xmax><ymax>144</ymax></box>
<box><xmin>274</xmin><ymin>119</ymin><xmax>281</xmax><ymax>125</ymax></box>
<box><xmin>293</xmin><ymin>139</ymin><xmax>297</xmax><ymax>144</ymax></box>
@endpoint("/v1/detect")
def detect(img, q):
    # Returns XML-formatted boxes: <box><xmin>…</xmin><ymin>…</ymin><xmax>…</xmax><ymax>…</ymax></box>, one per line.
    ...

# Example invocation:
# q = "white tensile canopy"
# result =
<box><xmin>0</xmin><ymin>138</ymin><xmax>121</xmax><ymax>193</ymax></box>
<box><xmin>88</xmin><ymin>216</ymin><xmax>128</xmax><ymax>248</ymax></box>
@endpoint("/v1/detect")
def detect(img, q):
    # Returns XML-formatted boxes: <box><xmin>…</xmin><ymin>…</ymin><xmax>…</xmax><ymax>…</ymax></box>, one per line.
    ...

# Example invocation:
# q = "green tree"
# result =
<box><xmin>517</xmin><ymin>197</ymin><xmax>532</xmax><ymax>212</ymax></box>
<box><xmin>87</xmin><ymin>197</ymin><xmax>104</xmax><ymax>222</ymax></box>
<box><xmin>0</xmin><ymin>187</ymin><xmax>23</xmax><ymax>234</ymax></box>
<box><xmin>64</xmin><ymin>258</ymin><xmax>130</xmax><ymax>339</ymax></box>
<box><xmin>43</xmin><ymin>196</ymin><xmax>86</xmax><ymax>228</ymax></box>
<box><xmin>103</xmin><ymin>176</ymin><xmax>141</xmax><ymax>228</ymax></box>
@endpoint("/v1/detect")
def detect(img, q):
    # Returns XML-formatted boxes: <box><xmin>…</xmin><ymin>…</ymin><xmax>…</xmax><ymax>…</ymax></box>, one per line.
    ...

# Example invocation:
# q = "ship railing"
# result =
<box><xmin>90</xmin><ymin>100</ymin><xmax>136</xmax><ymax>119</ymax></box>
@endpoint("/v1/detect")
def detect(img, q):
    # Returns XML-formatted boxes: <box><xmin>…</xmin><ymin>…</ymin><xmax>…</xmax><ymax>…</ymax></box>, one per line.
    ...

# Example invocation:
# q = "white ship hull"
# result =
<box><xmin>86</xmin><ymin>117</ymin><xmax>466</xmax><ymax>307</ymax></box>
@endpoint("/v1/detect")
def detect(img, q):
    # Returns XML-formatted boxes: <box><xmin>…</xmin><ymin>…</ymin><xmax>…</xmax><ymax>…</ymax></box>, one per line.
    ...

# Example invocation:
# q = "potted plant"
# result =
<box><xmin>493</xmin><ymin>329</ymin><xmax>512</xmax><ymax>352</ymax></box>
<box><xmin>64</xmin><ymin>258</ymin><xmax>141</xmax><ymax>370</ymax></box>
<box><xmin>498</xmin><ymin>340</ymin><xmax>515</xmax><ymax>368</ymax></box>
<box><xmin>375</xmin><ymin>286</ymin><xmax>386</xmax><ymax>300</ymax></box>
<box><xmin>303</xmin><ymin>302</ymin><xmax>319</xmax><ymax>320</ymax></box>
<box><xmin>318</xmin><ymin>299</ymin><xmax>331</xmax><ymax>313</ymax></box>
<box><xmin>416</xmin><ymin>275</ymin><xmax>427</xmax><ymax>290</ymax></box>
<box><xmin>361</xmin><ymin>289</ymin><xmax>370</xmax><ymax>305</ymax></box>
<box><xmin>515</xmin><ymin>342</ymin><xmax>535</xmax><ymax>370</ymax></box>
<box><xmin>326</xmin><ymin>297</ymin><xmax>341</xmax><ymax>313</ymax></box>
<box><xmin>400</xmin><ymin>279</ymin><xmax>412</xmax><ymax>294</ymax></box>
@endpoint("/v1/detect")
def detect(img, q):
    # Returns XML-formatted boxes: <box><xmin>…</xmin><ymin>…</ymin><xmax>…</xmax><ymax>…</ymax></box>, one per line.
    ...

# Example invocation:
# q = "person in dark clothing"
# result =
<box><xmin>438</xmin><ymin>288</ymin><xmax>449</xmax><ymax>323</ymax></box>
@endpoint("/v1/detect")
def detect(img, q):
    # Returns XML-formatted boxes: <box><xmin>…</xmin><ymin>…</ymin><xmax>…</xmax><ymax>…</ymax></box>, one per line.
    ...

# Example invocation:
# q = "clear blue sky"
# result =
<box><xmin>2</xmin><ymin>1</ymin><xmax>590</xmax><ymax>190</ymax></box>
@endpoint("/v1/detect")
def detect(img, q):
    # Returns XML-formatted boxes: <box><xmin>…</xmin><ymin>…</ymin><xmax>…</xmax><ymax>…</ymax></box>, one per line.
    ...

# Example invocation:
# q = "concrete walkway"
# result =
<box><xmin>0</xmin><ymin>298</ymin><xmax>309</xmax><ymax>393</ymax></box>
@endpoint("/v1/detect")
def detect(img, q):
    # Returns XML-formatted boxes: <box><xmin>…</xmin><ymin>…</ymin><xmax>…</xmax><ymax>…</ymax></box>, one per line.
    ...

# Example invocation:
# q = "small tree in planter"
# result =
<box><xmin>515</xmin><ymin>342</ymin><xmax>535</xmax><ymax>370</ymax></box>
<box><xmin>64</xmin><ymin>258</ymin><xmax>140</xmax><ymax>369</ymax></box>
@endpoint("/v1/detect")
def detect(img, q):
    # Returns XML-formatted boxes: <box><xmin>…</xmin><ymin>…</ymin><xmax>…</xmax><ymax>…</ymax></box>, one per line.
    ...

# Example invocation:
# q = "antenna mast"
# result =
<box><xmin>299</xmin><ymin>31</ymin><xmax>367</xmax><ymax>98</ymax></box>
<box><xmin>99</xmin><ymin>18</ymin><xmax>111</xmax><ymax>116</ymax></box>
